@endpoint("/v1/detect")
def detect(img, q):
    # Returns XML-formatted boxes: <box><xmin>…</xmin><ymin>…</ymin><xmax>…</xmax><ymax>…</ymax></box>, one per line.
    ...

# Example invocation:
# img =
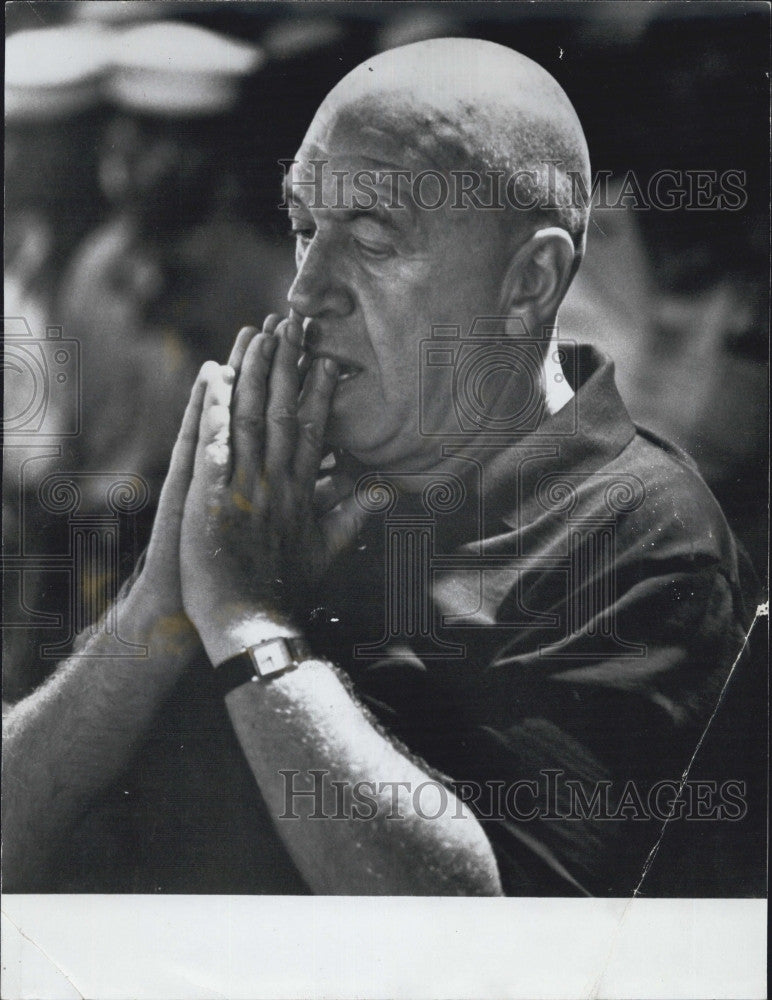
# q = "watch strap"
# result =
<box><xmin>214</xmin><ymin>636</ymin><xmax>312</xmax><ymax>697</ymax></box>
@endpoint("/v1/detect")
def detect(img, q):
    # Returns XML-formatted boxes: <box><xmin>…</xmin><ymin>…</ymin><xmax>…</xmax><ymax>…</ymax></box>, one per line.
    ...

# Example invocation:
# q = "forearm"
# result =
<box><xmin>180</xmin><ymin>345</ymin><xmax>501</xmax><ymax>893</ymax></box>
<box><xmin>1</xmin><ymin>578</ymin><xmax>198</xmax><ymax>889</ymax></box>
<box><xmin>223</xmin><ymin>654</ymin><xmax>503</xmax><ymax>896</ymax></box>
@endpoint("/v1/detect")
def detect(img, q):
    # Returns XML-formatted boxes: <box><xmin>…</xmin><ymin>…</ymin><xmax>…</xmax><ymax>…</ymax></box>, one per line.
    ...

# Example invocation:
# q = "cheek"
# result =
<box><xmin>361</xmin><ymin>276</ymin><xmax>426</xmax><ymax>362</ymax></box>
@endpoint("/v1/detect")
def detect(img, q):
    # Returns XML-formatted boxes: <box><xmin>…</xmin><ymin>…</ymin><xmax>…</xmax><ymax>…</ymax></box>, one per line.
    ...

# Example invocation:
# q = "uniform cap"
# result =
<box><xmin>74</xmin><ymin>0</ymin><xmax>192</xmax><ymax>23</ymax></box>
<box><xmin>108</xmin><ymin>21</ymin><xmax>263</xmax><ymax>117</ymax></box>
<box><xmin>5</xmin><ymin>24</ymin><xmax>112</xmax><ymax>121</ymax></box>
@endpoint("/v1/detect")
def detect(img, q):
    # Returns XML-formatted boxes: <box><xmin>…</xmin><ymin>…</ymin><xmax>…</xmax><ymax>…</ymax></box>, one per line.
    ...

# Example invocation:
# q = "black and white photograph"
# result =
<box><xmin>2</xmin><ymin>2</ymin><xmax>768</xmax><ymax>997</ymax></box>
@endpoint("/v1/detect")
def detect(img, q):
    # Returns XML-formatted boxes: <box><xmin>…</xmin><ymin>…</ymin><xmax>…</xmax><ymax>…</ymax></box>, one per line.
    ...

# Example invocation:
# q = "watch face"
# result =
<box><xmin>249</xmin><ymin>638</ymin><xmax>295</xmax><ymax>679</ymax></box>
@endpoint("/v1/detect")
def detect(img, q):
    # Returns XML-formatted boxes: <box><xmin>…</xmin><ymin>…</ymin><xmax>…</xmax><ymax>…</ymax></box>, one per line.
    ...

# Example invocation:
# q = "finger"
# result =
<box><xmin>320</xmin><ymin>492</ymin><xmax>369</xmax><ymax>561</ymax></box>
<box><xmin>227</xmin><ymin>315</ymin><xmax>282</xmax><ymax>390</ymax></box>
<box><xmin>295</xmin><ymin>357</ymin><xmax>338</xmax><ymax>490</ymax></box>
<box><xmin>231</xmin><ymin>332</ymin><xmax>278</xmax><ymax>496</ymax></box>
<box><xmin>195</xmin><ymin>363</ymin><xmax>234</xmax><ymax>487</ymax></box>
<box><xmin>263</xmin><ymin>313</ymin><xmax>282</xmax><ymax>336</ymax></box>
<box><xmin>264</xmin><ymin>314</ymin><xmax>302</xmax><ymax>476</ymax></box>
<box><xmin>296</xmin><ymin>316</ymin><xmax>322</xmax><ymax>391</ymax></box>
<box><xmin>154</xmin><ymin>365</ymin><xmax>210</xmax><ymax>526</ymax></box>
<box><xmin>227</xmin><ymin>325</ymin><xmax>259</xmax><ymax>375</ymax></box>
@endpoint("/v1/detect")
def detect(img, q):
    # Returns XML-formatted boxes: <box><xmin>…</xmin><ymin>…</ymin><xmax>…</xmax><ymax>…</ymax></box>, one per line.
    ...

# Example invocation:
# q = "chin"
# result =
<box><xmin>326</xmin><ymin>427</ymin><xmax>395</xmax><ymax>470</ymax></box>
<box><xmin>325</xmin><ymin>421</ymin><xmax>376</xmax><ymax>462</ymax></box>
<box><xmin>348</xmin><ymin>439</ymin><xmax>443</xmax><ymax>476</ymax></box>
<box><xmin>326</xmin><ymin>412</ymin><xmax>430</xmax><ymax>472</ymax></box>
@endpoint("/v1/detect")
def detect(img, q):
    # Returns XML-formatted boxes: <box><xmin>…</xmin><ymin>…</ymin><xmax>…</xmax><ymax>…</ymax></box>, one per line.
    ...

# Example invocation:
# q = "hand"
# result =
<box><xmin>132</xmin><ymin>323</ymin><xmax>277</xmax><ymax>632</ymax></box>
<box><xmin>180</xmin><ymin>314</ymin><xmax>365</xmax><ymax>661</ymax></box>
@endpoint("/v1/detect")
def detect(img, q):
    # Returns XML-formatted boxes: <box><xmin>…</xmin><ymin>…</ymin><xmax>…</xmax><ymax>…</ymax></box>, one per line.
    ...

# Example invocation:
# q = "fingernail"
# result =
<box><xmin>222</xmin><ymin>365</ymin><xmax>235</xmax><ymax>384</ymax></box>
<box><xmin>323</xmin><ymin>357</ymin><xmax>338</xmax><ymax>376</ymax></box>
<box><xmin>286</xmin><ymin>316</ymin><xmax>303</xmax><ymax>347</ymax></box>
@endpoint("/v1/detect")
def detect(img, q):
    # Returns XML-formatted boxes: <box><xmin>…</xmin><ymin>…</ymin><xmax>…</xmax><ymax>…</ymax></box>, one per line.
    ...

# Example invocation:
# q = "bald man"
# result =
<box><xmin>3</xmin><ymin>40</ymin><xmax>757</xmax><ymax>896</ymax></box>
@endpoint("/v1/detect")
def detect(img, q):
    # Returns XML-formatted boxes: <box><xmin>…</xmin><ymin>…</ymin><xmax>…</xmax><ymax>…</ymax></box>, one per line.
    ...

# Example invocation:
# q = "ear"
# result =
<box><xmin>497</xmin><ymin>227</ymin><xmax>576</xmax><ymax>325</ymax></box>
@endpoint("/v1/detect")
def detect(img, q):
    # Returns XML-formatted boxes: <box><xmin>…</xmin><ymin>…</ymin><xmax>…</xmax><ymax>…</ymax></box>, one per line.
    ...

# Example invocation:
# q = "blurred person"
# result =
<box><xmin>632</xmin><ymin>6</ymin><xmax>768</xmax><ymax>571</ymax></box>
<box><xmin>4</xmin><ymin>24</ymin><xmax>112</xmax><ymax>700</ymax></box>
<box><xmin>561</xmin><ymin>6</ymin><xmax>769</xmax><ymax>574</ymax></box>
<box><xmin>5</xmin><ymin>20</ymin><xmax>283</xmax><ymax>699</ymax></box>
<box><xmin>58</xmin><ymin>21</ymin><xmax>289</xmax><ymax>540</ymax></box>
<box><xmin>3</xmin><ymin>39</ymin><xmax>763</xmax><ymax>897</ymax></box>
<box><xmin>4</xmin><ymin>23</ymin><xmax>110</xmax><ymax>353</ymax></box>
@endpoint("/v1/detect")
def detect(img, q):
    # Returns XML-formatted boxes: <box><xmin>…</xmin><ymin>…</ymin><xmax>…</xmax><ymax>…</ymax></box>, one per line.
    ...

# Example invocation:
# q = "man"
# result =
<box><xmin>2</xmin><ymin>39</ymin><xmax>757</xmax><ymax>895</ymax></box>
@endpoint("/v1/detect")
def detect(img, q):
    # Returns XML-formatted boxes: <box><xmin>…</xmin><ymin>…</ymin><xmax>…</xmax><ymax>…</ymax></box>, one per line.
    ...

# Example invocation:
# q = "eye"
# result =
<box><xmin>353</xmin><ymin>237</ymin><xmax>392</xmax><ymax>260</ymax></box>
<box><xmin>290</xmin><ymin>225</ymin><xmax>315</xmax><ymax>247</ymax></box>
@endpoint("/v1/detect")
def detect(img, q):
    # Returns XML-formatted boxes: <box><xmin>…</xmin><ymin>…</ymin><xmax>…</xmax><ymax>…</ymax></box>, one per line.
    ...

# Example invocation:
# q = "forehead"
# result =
<box><xmin>287</xmin><ymin>147</ymin><xmax>415</xmax><ymax>212</ymax></box>
<box><xmin>285</xmin><ymin>99</ymin><xmax>510</xmax><ymax>252</ymax></box>
<box><xmin>286</xmin><ymin>94</ymin><xmax>465</xmax><ymax>210</ymax></box>
<box><xmin>300</xmin><ymin>95</ymin><xmax>448</xmax><ymax>171</ymax></box>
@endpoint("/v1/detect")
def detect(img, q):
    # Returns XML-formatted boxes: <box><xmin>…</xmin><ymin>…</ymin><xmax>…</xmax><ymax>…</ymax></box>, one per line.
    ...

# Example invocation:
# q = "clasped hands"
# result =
<box><xmin>137</xmin><ymin>312</ymin><xmax>364</xmax><ymax>665</ymax></box>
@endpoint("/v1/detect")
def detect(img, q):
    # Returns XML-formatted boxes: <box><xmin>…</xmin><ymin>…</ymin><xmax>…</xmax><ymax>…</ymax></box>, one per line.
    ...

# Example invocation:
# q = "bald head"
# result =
<box><xmin>285</xmin><ymin>39</ymin><xmax>591</xmax><ymax>468</ymax></box>
<box><xmin>303</xmin><ymin>37</ymin><xmax>591</xmax><ymax>260</ymax></box>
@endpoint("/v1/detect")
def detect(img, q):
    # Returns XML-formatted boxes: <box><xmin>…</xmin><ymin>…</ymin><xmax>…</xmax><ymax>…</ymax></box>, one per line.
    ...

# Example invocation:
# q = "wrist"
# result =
<box><xmin>197</xmin><ymin>605</ymin><xmax>301</xmax><ymax>668</ymax></box>
<box><xmin>122</xmin><ymin>575</ymin><xmax>198</xmax><ymax>658</ymax></box>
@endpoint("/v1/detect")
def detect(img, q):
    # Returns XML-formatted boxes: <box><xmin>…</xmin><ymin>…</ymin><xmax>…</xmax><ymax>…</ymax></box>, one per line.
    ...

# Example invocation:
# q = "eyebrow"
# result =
<box><xmin>284</xmin><ymin>181</ymin><xmax>412</xmax><ymax>234</ymax></box>
<box><xmin>288</xmin><ymin>199</ymin><xmax>408</xmax><ymax>237</ymax></box>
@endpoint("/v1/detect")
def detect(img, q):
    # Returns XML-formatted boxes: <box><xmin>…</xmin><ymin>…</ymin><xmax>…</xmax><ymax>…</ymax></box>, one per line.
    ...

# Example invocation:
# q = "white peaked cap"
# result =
<box><xmin>5</xmin><ymin>24</ymin><xmax>113</xmax><ymax>121</ymax></box>
<box><xmin>107</xmin><ymin>21</ymin><xmax>263</xmax><ymax>117</ymax></box>
<box><xmin>74</xmin><ymin>1</ymin><xmax>192</xmax><ymax>23</ymax></box>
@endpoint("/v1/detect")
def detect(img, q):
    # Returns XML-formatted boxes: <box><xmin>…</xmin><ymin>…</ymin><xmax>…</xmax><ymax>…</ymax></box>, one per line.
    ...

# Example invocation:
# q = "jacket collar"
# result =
<box><xmin>328</xmin><ymin>345</ymin><xmax>636</xmax><ymax>539</ymax></box>
<box><xmin>480</xmin><ymin>344</ymin><xmax>637</xmax><ymax>531</ymax></box>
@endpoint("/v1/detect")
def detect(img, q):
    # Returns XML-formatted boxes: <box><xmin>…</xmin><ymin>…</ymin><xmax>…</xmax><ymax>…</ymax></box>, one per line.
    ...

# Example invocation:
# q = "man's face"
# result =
<box><xmin>287</xmin><ymin>108</ymin><xmax>510</xmax><ymax>472</ymax></box>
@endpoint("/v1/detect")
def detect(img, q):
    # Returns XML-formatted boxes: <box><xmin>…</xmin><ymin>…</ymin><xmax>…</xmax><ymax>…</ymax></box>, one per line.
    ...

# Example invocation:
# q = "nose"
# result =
<box><xmin>287</xmin><ymin>235</ymin><xmax>354</xmax><ymax>319</ymax></box>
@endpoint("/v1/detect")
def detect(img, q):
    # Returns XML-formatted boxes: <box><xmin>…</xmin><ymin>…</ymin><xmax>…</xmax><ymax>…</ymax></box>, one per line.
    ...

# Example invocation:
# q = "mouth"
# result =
<box><xmin>335</xmin><ymin>362</ymin><xmax>362</xmax><ymax>383</ymax></box>
<box><xmin>311</xmin><ymin>353</ymin><xmax>364</xmax><ymax>384</ymax></box>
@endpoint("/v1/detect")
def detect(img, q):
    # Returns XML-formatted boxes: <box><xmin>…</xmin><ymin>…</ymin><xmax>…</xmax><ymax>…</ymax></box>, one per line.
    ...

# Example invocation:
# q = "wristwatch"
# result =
<box><xmin>214</xmin><ymin>636</ymin><xmax>313</xmax><ymax>697</ymax></box>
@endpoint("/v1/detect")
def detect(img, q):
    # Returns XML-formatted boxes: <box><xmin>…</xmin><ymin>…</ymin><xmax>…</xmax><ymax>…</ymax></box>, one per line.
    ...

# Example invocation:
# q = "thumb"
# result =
<box><xmin>155</xmin><ymin>367</ymin><xmax>207</xmax><ymax>525</ymax></box>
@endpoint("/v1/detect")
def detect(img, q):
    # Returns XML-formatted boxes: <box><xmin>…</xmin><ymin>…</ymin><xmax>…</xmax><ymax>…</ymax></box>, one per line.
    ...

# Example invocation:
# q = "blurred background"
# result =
<box><xmin>3</xmin><ymin>0</ymin><xmax>769</xmax><ymax>700</ymax></box>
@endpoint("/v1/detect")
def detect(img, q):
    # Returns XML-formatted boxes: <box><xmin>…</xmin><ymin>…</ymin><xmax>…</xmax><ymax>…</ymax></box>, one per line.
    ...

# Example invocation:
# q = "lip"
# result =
<box><xmin>309</xmin><ymin>351</ymin><xmax>364</xmax><ymax>383</ymax></box>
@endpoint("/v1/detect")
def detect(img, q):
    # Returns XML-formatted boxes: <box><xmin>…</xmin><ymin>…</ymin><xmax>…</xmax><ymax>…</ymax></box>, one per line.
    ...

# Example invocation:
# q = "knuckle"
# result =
<box><xmin>233</xmin><ymin>411</ymin><xmax>264</xmax><ymax>432</ymax></box>
<box><xmin>206</xmin><ymin>402</ymin><xmax>230</xmax><ymax>425</ymax></box>
<box><xmin>198</xmin><ymin>359</ymin><xmax>220</xmax><ymax>383</ymax></box>
<box><xmin>204</xmin><ymin>441</ymin><xmax>229</xmax><ymax>467</ymax></box>
<box><xmin>299</xmin><ymin>420</ymin><xmax>323</xmax><ymax>446</ymax></box>
<box><xmin>267</xmin><ymin>408</ymin><xmax>297</xmax><ymax>427</ymax></box>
